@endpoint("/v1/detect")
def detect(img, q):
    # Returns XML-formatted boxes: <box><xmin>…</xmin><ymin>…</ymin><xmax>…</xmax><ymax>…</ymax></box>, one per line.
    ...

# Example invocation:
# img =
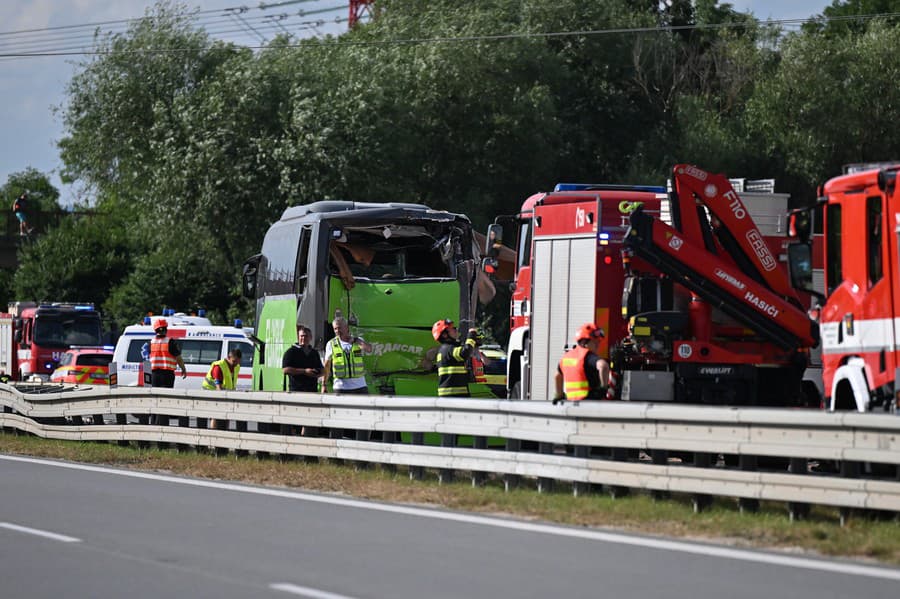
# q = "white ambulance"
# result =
<box><xmin>112</xmin><ymin>316</ymin><xmax>254</xmax><ymax>390</ymax></box>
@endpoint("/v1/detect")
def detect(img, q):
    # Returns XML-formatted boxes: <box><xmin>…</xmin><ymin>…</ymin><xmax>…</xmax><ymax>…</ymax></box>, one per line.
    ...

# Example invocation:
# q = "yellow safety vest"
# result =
<box><xmin>330</xmin><ymin>337</ymin><xmax>366</xmax><ymax>379</ymax></box>
<box><xmin>202</xmin><ymin>359</ymin><xmax>239</xmax><ymax>390</ymax></box>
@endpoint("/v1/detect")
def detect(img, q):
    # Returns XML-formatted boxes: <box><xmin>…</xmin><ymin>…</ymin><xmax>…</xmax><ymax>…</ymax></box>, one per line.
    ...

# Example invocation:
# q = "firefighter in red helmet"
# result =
<box><xmin>553</xmin><ymin>323</ymin><xmax>609</xmax><ymax>404</ymax></box>
<box><xmin>147</xmin><ymin>318</ymin><xmax>187</xmax><ymax>388</ymax></box>
<box><xmin>432</xmin><ymin>319</ymin><xmax>481</xmax><ymax>397</ymax></box>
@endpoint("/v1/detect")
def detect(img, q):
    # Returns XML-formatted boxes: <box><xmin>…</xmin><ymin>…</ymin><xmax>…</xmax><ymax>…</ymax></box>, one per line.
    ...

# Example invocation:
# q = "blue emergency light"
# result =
<box><xmin>234</xmin><ymin>319</ymin><xmax>243</xmax><ymax>328</ymax></box>
<box><xmin>553</xmin><ymin>183</ymin><xmax>666</xmax><ymax>193</ymax></box>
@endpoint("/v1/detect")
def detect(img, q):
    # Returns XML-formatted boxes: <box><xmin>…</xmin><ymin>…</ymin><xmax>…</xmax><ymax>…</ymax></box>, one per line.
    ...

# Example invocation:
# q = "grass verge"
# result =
<box><xmin>2</xmin><ymin>431</ymin><xmax>898</xmax><ymax>566</ymax></box>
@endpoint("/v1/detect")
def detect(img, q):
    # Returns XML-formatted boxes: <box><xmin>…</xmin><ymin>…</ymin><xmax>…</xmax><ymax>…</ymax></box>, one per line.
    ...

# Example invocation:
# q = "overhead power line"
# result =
<box><xmin>0</xmin><ymin>1</ymin><xmax>352</xmax><ymax>60</ymax></box>
<box><xmin>0</xmin><ymin>6</ymin><xmax>899</xmax><ymax>59</ymax></box>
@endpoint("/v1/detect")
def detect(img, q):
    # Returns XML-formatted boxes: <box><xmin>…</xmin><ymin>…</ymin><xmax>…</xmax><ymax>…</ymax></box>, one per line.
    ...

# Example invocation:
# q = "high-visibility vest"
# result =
<box><xmin>330</xmin><ymin>337</ymin><xmax>366</xmax><ymax>379</ymax></box>
<box><xmin>559</xmin><ymin>346</ymin><xmax>591</xmax><ymax>401</ymax></box>
<box><xmin>202</xmin><ymin>359</ymin><xmax>239</xmax><ymax>390</ymax></box>
<box><xmin>149</xmin><ymin>337</ymin><xmax>177</xmax><ymax>371</ymax></box>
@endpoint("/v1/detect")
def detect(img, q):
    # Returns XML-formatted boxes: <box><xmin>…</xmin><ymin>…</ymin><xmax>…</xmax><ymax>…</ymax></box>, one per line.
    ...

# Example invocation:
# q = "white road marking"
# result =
<box><xmin>3</xmin><ymin>454</ymin><xmax>900</xmax><ymax>582</ymax></box>
<box><xmin>0</xmin><ymin>521</ymin><xmax>81</xmax><ymax>543</ymax></box>
<box><xmin>270</xmin><ymin>583</ymin><xmax>360</xmax><ymax>598</ymax></box>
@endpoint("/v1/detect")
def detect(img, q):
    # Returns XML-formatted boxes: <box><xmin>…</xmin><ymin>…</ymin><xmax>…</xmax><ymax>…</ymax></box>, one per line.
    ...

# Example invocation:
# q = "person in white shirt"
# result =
<box><xmin>320</xmin><ymin>317</ymin><xmax>373</xmax><ymax>394</ymax></box>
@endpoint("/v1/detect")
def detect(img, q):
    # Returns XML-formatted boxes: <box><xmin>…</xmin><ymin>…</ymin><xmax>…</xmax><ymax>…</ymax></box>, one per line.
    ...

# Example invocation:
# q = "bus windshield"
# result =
<box><xmin>34</xmin><ymin>316</ymin><xmax>102</xmax><ymax>347</ymax></box>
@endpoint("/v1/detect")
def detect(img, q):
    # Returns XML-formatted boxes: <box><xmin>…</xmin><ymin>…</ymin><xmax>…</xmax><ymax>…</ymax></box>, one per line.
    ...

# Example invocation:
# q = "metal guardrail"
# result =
<box><xmin>1</xmin><ymin>384</ymin><xmax>899</xmax><ymax>517</ymax></box>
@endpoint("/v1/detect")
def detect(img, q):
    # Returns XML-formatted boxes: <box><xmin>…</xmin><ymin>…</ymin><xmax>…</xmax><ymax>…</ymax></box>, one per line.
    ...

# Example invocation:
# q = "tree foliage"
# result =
<box><xmin>1</xmin><ymin>168</ymin><xmax>61</xmax><ymax>212</ymax></box>
<box><xmin>4</xmin><ymin>0</ymin><xmax>894</xmax><ymax>339</ymax></box>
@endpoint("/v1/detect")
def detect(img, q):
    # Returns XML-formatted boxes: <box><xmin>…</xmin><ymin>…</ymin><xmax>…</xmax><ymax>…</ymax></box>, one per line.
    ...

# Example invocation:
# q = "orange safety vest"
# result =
<box><xmin>559</xmin><ymin>346</ymin><xmax>590</xmax><ymax>401</ymax></box>
<box><xmin>149</xmin><ymin>337</ymin><xmax>177</xmax><ymax>371</ymax></box>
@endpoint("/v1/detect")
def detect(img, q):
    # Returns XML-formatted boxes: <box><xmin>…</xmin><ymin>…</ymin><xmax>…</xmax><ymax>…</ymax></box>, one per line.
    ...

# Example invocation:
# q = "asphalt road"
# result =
<box><xmin>1</xmin><ymin>454</ymin><xmax>898</xmax><ymax>599</ymax></box>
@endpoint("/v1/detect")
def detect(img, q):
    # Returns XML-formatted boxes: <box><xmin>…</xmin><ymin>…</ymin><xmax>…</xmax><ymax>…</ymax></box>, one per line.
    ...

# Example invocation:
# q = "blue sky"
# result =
<box><xmin>0</xmin><ymin>1</ymin><xmax>833</xmax><ymax>207</ymax></box>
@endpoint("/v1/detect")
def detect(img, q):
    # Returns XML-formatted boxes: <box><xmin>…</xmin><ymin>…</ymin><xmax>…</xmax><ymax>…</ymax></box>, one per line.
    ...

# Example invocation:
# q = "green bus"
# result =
<box><xmin>242</xmin><ymin>201</ymin><xmax>487</xmax><ymax>396</ymax></box>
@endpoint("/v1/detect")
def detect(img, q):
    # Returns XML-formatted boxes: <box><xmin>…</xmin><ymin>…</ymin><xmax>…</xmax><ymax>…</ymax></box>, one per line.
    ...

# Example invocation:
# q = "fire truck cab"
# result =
<box><xmin>805</xmin><ymin>164</ymin><xmax>900</xmax><ymax>412</ymax></box>
<box><xmin>0</xmin><ymin>302</ymin><xmax>103</xmax><ymax>382</ymax></box>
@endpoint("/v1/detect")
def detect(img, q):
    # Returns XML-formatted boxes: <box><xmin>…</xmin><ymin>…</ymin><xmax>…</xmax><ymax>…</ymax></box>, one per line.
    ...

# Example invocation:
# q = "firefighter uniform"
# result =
<box><xmin>558</xmin><ymin>346</ymin><xmax>594</xmax><ymax>400</ymax></box>
<box><xmin>437</xmin><ymin>330</ymin><xmax>479</xmax><ymax>397</ymax></box>
<box><xmin>555</xmin><ymin>323</ymin><xmax>608</xmax><ymax>403</ymax></box>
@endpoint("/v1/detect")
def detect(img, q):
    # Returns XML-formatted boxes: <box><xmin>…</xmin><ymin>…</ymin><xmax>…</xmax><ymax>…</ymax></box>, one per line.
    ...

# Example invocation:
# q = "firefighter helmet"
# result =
<box><xmin>432</xmin><ymin>319</ymin><xmax>455</xmax><ymax>342</ymax></box>
<box><xmin>575</xmin><ymin>323</ymin><xmax>604</xmax><ymax>343</ymax></box>
<box><xmin>153</xmin><ymin>318</ymin><xmax>169</xmax><ymax>331</ymax></box>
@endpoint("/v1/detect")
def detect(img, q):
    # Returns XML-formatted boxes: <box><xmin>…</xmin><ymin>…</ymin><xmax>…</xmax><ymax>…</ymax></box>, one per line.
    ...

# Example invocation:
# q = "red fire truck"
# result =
<box><xmin>793</xmin><ymin>164</ymin><xmax>900</xmax><ymax>413</ymax></box>
<box><xmin>487</xmin><ymin>165</ymin><xmax>818</xmax><ymax>405</ymax></box>
<box><xmin>0</xmin><ymin>302</ymin><xmax>103</xmax><ymax>382</ymax></box>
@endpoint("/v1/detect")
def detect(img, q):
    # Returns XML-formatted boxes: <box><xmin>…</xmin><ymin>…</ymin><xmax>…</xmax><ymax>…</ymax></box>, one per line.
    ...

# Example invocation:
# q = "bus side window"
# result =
<box><xmin>296</xmin><ymin>226</ymin><xmax>312</xmax><ymax>295</ymax></box>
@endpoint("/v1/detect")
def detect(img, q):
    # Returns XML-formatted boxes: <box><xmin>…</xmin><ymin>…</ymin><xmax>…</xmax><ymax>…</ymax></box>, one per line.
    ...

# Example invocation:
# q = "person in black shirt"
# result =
<box><xmin>282</xmin><ymin>325</ymin><xmax>323</xmax><ymax>392</ymax></box>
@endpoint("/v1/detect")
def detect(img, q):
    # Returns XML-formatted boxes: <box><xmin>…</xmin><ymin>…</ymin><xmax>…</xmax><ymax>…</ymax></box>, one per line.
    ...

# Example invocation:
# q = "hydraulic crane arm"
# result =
<box><xmin>626</xmin><ymin>207</ymin><xmax>819</xmax><ymax>350</ymax></box>
<box><xmin>670</xmin><ymin>164</ymin><xmax>803</xmax><ymax>305</ymax></box>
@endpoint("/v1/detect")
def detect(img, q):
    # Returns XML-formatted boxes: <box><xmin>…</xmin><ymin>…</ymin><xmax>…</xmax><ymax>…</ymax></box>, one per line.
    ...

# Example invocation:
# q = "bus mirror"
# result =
<box><xmin>242</xmin><ymin>254</ymin><xmax>261</xmax><ymax>299</ymax></box>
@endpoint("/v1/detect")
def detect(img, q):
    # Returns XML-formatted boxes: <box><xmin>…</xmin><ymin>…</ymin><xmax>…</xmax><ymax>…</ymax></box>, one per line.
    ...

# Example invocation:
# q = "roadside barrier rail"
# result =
<box><xmin>2</xmin><ymin>383</ymin><xmax>899</xmax><ymax>518</ymax></box>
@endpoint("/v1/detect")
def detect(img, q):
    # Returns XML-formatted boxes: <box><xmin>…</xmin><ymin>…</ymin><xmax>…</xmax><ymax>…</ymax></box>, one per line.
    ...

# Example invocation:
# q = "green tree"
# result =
<box><xmin>803</xmin><ymin>1</ymin><xmax>900</xmax><ymax>36</ymax></box>
<box><xmin>1</xmin><ymin>168</ymin><xmax>61</xmax><ymax>212</ymax></box>
<box><xmin>748</xmin><ymin>20</ymin><xmax>900</xmax><ymax>186</ymax></box>
<box><xmin>12</xmin><ymin>212</ymin><xmax>134</xmax><ymax>307</ymax></box>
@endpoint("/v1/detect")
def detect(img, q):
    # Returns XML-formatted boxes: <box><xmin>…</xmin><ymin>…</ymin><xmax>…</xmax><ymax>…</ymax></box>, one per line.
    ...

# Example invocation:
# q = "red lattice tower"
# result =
<box><xmin>349</xmin><ymin>0</ymin><xmax>376</xmax><ymax>28</ymax></box>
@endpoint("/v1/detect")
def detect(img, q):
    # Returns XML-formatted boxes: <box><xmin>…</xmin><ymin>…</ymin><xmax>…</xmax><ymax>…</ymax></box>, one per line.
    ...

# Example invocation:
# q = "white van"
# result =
<box><xmin>112</xmin><ymin>324</ymin><xmax>254</xmax><ymax>390</ymax></box>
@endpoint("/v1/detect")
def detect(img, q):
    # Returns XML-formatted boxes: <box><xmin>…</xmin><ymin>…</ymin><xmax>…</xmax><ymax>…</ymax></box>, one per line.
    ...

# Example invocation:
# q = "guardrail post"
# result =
<box><xmin>691</xmin><ymin>453</ymin><xmax>713</xmax><ymax>512</ymax></box>
<box><xmin>235</xmin><ymin>421</ymin><xmax>249</xmax><ymax>457</ymax></box>
<box><xmin>471</xmin><ymin>436</ymin><xmax>487</xmax><ymax>486</ymax></box>
<box><xmin>213</xmin><ymin>418</ymin><xmax>229</xmax><ymax>457</ymax></box>
<box><xmin>650</xmin><ymin>450</ymin><xmax>669</xmax><ymax>500</ymax></box>
<box><xmin>355</xmin><ymin>429</ymin><xmax>372</xmax><ymax>471</ymax></box>
<box><xmin>409</xmin><ymin>432</ymin><xmax>425</xmax><ymax>480</ymax></box>
<box><xmin>537</xmin><ymin>443</ymin><xmax>554</xmax><ymax>493</ymax></box>
<box><xmin>738</xmin><ymin>455</ymin><xmax>759</xmax><ymax>513</ymax></box>
<box><xmin>115</xmin><ymin>414</ymin><xmax>129</xmax><ymax>447</ymax></box>
<box><xmin>788</xmin><ymin>457</ymin><xmax>810</xmax><ymax>521</ymax></box>
<box><xmin>438</xmin><ymin>434</ymin><xmax>456</xmax><ymax>483</ymax></box>
<box><xmin>608</xmin><ymin>448</ymin><xmax>630</xmax><ymax>499</ymax></box>
<box><xmin>504</xmin><ymin>438</ymin><xmax>520</xmax><ymax>491</ymax></box>
<box><xmin>302</xmin><ymin>426</ymin><xmax>321</xmax><ymax>464</ymax></box>
<box><xmin>382</xmin><ymin>431</ymin><xmax>397</xmax><ymax>473</ymax></box>
<box><xmin>175</xmin><ymin>416</ymin><xmax>192</xmax><ymax>453</ymax></box>
<box><xmin>329</xmin><ymin>427</ymin><xmax>345</xmax><ymax>466</ymax></box>
<box><xmin>572</xmin><ymin>445</ymin><xmax>590</xmax><ymax>497</ymax></box>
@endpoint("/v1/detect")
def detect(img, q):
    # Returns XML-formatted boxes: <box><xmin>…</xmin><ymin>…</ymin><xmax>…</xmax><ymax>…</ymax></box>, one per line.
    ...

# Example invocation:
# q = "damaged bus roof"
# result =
<box><xmin>279</xmin><ymin>201</ymin><xmax>469</xmax><ymax>224</ymax></box>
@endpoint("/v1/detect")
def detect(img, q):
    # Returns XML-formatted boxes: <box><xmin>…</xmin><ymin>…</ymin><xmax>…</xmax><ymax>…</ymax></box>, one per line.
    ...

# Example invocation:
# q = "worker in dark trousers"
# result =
<box><xmin>553</xmin><ymin>323</ymin><xmax>609</xmax><ymax>404</ymax></box>
<box><xmin>432</xmin><ymin>318</ymin><xmax>481</xmax><ymax>482</ymax></box>
<box><xmin>145</xmin><ymin>318</ymin><xmax>187</xmax><ymax>426</ymax></box>
<box><xmin>433</xmin><ymin>319</ymin><xmax>480</xmax><ymax>397</ymax></box>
